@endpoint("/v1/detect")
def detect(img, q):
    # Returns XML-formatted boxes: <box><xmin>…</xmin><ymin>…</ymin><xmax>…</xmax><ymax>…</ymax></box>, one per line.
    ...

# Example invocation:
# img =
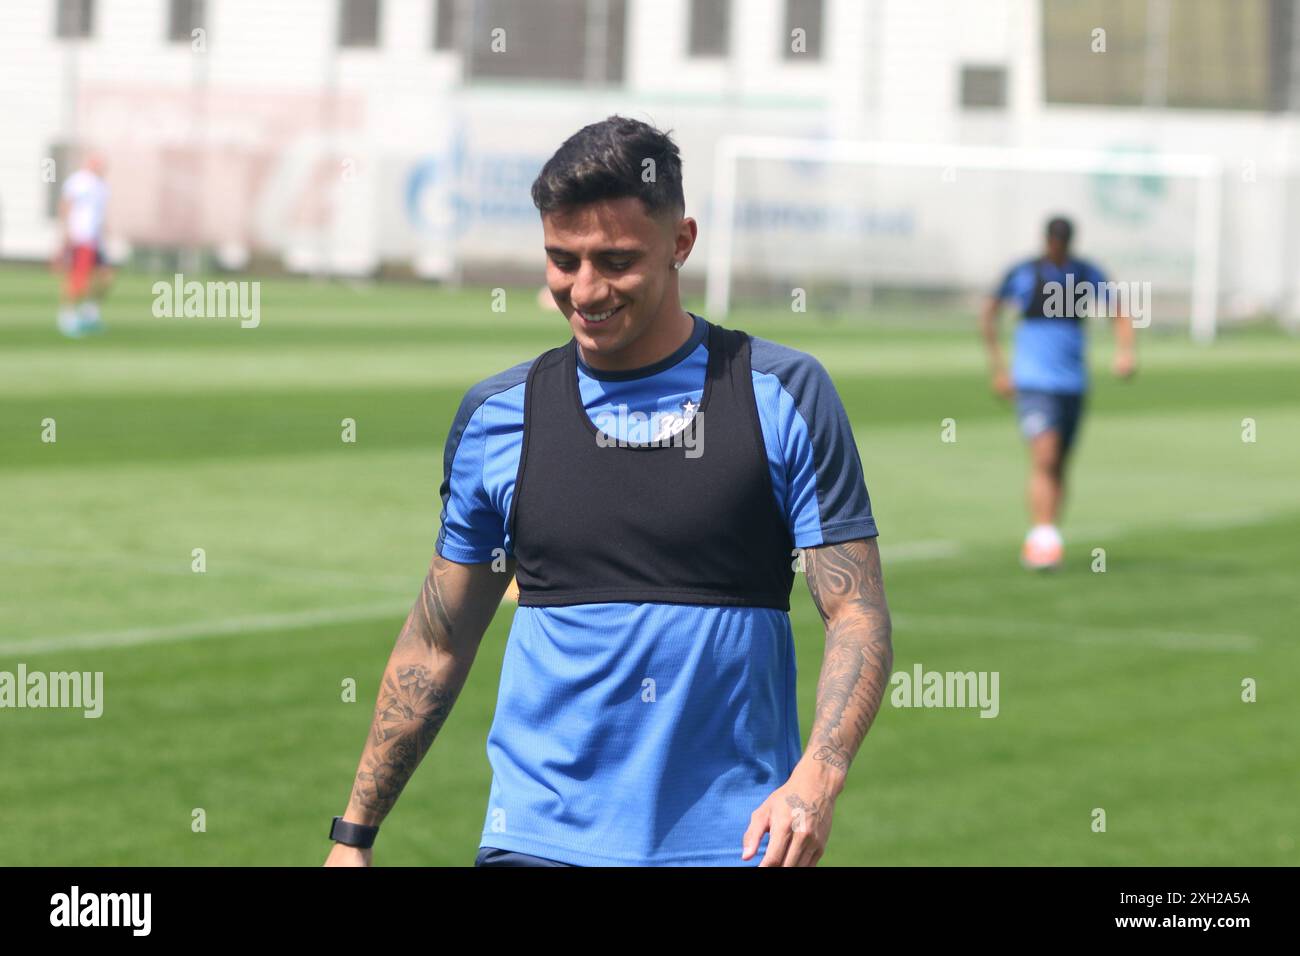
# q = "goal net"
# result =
<box><xmin>705</xmin><ymin>137</ymin><xmax>1224</xmax><ymax>341</ymax></box>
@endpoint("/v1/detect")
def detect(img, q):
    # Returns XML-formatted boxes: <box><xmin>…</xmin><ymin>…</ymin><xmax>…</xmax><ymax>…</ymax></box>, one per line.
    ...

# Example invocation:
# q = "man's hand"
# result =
<box><xmin>324</xmin><ymin>843</ymin><xmax>373</xmax><ymax>867</ymax></box>
<box><xmin>742</xmin><ymin>761</ymin><xmax>841</xmax><ymax>866</ymax></box>
<box><xmin>991</xmin><ymin>368</ymin><xmax>1014</xmax><ymax>399</ymax></box>
<box><xmin>1112</xmin><ymin>349</ymin><xmax>1137</xmax><ymax>380</ymax></box>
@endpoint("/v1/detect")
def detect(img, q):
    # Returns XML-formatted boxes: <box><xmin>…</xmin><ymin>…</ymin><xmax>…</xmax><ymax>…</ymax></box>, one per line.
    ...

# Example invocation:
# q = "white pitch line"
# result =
<box><xmin>2</xmin><ymin>522</ymin><xmax>1265</xmax><ymax>658</ymax></box>
<box><xmin>1072</xmin><ymin>508</ymin><xmax>1284</xmax><ymax>541</ymax></box>
<box><xmin>6</xmin><ymin>602</ymin><xmax>1256</xmax><ymax>659</ymax></box>
<box><xmin>0</xmin><ymin>548</ymin><xmax>415</xmax><ymax>593</ymax></box>
<box><xmin>882</xmin><ymin>540</ymin><xmax>963</xmax><ymax>562</ymax></box>
<box><xmin>0</xmin><ymin>537</ymin><xmax>968</xmax><ymax>656</ymax></box>
<box><xmin>0</xmin><ymin>601</ymin><xmax>411</xmax><ymax>657</ymax></box>
<box><xmin>895</xmin><ymin>613</ymin><xmax>1258</xmax><ymax>653</ymax></box>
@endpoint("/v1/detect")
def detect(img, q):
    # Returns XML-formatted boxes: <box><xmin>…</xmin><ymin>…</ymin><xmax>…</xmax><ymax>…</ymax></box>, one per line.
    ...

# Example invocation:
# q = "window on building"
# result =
<box><xmin>55</xmin><ymin>0</ymin><xmax>94</xmax><ymax>38</ymax></box>
<box><xmin>433</xmin><ymin>0</ymin><xmax>456</xmax><ymax>50</ymax></box>
<box><xmin>688</xmin><ymin>0</ymin><xmax>729</xmax><ymax>58</ymax></box>
<box><xmin>960</xmin><ymin>65</ymin><xmax>1008</xmax><ymax>108</ymax></box>
<box><xmin>459</xmin><ymin>0</ymin><xmax>627</xmax><ymax>85</ymax></box>
<box><xmin>1042</xmin><ymin>0</ymin><xmax>1297</xmax><ymax>111</ymax></box>
<box><xmin>1043</xmin><ymin>0</ymin><xmax>1146</xmax><ymax>106</ymax></box>
<box><xmin>168</xmin><ymin>0</ymin><xmax>205</xmax><ymax>43</ymax></box>
<box><xmin>1266</xmin><ymin>0</ymin><xmax>1298</xmax><ymax>110</ymax></box>
<box><xmin>339</xmin><ymin>0</ymin><xmax>382</xmax><ymax>48</ymax></box>
<box><xmin>782</xmin><ymin>0</ymin><xmax>823</xmax><ymax>60</ymax></box>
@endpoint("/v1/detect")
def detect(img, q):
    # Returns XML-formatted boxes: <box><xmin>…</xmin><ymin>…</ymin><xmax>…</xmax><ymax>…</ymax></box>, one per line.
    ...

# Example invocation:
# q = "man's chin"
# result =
<box><xmin>569</xmin><ymin>314</ymin><xmax>629</xmax><ymax>348</ymax></box>
<box><xmin>575</xmin><ymin>329</ymin><xmax>620</xmax><ymax>354</ymax></box>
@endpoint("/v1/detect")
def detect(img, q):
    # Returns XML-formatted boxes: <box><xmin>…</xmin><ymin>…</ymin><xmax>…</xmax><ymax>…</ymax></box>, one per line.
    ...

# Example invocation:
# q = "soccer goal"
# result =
<box><xmin>706</xmin><ymin>137</ymin><xmax>1224</xmax><ymax>341</ymax></box>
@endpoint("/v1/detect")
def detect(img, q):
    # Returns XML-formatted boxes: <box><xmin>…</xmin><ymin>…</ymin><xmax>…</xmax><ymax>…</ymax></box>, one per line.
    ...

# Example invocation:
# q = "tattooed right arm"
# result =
<box><xmin>326</xmin><ymin>553</ymin><xmax>515</xmax><ymax>863</ymax></box>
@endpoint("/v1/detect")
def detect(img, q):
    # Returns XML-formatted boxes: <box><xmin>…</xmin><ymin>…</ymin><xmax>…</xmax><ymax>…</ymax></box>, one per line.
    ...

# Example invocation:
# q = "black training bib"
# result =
<box><xmin>506</xmin><ymin>320</ymin><xmax>796</xmax><ymax>610</ymax></box>
<box><xmin>1024</xmin><ymin>257</ymin><xmax>1088</xmax><ymax>323</ymax></box>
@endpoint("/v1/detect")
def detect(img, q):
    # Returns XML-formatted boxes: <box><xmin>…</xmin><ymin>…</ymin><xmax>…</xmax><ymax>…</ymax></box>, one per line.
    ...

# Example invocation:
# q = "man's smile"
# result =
<box><xmin>576</xmin><ymin>303</ymin><xmax>626</xmax><ymax>325</ymax></box>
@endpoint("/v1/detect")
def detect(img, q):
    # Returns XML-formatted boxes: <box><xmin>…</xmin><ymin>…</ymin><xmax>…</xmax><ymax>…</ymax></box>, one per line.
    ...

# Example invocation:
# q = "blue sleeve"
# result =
<box><xmin>436</xmin><ymin>396</ymin><xmax>507</xmax><ymax>564</ymax></box>
<box><xmin>995</xmin><ymin>262</ymin><xmax>1022</xmax><ymax>301</ymax></box>
<box><xmin>752</xmin><ymin>340</ymin><xmax>878</xmax><ymax>548</ymax></box>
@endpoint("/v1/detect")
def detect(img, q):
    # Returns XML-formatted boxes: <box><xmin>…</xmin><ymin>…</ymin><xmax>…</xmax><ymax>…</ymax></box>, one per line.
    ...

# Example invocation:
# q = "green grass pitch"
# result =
<box><xmin>0</xmin><ymin>263</ymin><xmax>1295</xmax><ymax>865</ymax></box>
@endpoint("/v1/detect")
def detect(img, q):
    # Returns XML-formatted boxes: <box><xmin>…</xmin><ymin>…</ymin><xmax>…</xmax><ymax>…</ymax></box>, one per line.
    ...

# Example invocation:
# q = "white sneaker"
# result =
<box><xmin>57</xmin><ymin>307</ymin><xmax>85</xmax><ymax>337</ymax></box>
<box><xmin>1021</xmin><ymin>526</ymin><xmax>1064</xmax><ymax>570</ymax></box>
<box><xmin>77</xmin><ymin>301</ymin><xmax>104</xmax><ymax>333</ymax></box>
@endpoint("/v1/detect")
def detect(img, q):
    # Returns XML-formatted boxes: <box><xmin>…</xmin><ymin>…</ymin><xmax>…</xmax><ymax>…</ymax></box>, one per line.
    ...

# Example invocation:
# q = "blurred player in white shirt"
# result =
<box><xmin>55</xmin><ymin>151</ymin><xmax>113</xmax><ymax>337</ymax></box>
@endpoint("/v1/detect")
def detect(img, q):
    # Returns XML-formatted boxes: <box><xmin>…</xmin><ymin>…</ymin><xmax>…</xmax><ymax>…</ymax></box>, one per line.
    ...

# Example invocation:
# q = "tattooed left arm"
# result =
<box><xmin>742</xmin><ymin>537</ymin><xmax>893</xmax><ymax>866</ymax></box>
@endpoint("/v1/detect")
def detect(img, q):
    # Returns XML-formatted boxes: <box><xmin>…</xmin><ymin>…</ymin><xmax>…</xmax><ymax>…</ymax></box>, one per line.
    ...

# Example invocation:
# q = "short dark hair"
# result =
<box><xmin>1046</xmin><ymin>216</ymin><xmax>1074</xmax><ymax>243</ymax></box>
<box><xmin>531</xmin><ymin>115</ymin><xmax>685</xmax><ymax>221</ymax></box>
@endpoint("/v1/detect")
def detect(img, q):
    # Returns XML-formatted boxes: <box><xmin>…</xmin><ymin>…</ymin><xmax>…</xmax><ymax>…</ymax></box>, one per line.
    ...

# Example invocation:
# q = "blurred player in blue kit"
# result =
<box><xmin>980</xmin><ymin>217</ymin><xmax>1137</xmax><ymax>569</ymax></box>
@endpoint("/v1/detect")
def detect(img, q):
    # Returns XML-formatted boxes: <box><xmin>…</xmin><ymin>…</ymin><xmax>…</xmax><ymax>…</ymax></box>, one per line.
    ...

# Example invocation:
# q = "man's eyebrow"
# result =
<box><xmin>544</xmin><ymin>246</ymin><xmax>644</xmax><ymax>257</ymax></box>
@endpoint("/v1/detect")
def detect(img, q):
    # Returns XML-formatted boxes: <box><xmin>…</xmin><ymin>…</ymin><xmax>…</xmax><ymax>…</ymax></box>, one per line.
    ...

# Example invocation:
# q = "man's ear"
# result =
<box><xmin>671</xmin><ymin>214</ymin><xmax>697</xmax><ymax>266</ymax></box>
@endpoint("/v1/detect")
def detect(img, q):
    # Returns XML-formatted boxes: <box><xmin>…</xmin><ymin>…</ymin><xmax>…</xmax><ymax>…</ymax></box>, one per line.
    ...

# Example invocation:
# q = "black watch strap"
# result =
<box><xmin>330</xmin><ymin>816</ymin><xmax>379</xmax><ymax>849</ymax></box>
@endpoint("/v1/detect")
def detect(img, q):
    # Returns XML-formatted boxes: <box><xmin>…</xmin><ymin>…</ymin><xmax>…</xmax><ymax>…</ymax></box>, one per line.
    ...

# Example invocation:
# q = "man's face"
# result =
<box><xmin>1046</xmin><ymin>235</ymin><xmax>1069</xmax><ymax>262</ymax></box>
<box><xmin>541</xmin><ymin>196</ymin><xmax>690</xmax><ymax>364</ymax></box>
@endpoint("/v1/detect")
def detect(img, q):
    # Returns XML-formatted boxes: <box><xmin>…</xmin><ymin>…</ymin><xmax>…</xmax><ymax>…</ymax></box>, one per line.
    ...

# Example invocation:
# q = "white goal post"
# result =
<box><xmin>706</xmin><ymin>136</ymin><xmax>1224</xmax><ymax>341</ymax></box>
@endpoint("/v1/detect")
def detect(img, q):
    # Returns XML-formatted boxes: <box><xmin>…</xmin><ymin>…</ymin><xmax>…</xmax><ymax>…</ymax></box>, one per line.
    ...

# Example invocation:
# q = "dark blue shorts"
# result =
<box><xmin>475</xmin><ymin>846</ymin><xmax>576</xmax><ymax>867</ymax></box>
<box><xmin>1015</xmin><ymin>389</ymin><xmax>1086</xmax><ymax>452</ymax></box>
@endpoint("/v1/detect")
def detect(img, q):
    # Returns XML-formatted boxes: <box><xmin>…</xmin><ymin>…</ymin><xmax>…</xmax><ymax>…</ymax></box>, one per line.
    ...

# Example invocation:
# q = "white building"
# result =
<box><xmin>1</xmin><ymin>0</ymin><xmax>1297</xmax><ymax>319</ymax></box>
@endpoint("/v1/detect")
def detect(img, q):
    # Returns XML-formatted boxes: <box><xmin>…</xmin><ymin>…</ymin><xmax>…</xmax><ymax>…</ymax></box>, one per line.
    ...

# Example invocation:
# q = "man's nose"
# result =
<box><xmin>570</xmin><ymin>261</ymin><xmax>610</xmax><ymax>309</ymax></box>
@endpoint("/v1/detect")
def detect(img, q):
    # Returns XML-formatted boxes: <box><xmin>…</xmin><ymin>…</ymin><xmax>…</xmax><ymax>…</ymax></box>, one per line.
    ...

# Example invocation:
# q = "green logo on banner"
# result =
<box><xmin>1091</xmin><ymin>147</ymin><xmax>1168</xmax><ymax>224</ymax></box>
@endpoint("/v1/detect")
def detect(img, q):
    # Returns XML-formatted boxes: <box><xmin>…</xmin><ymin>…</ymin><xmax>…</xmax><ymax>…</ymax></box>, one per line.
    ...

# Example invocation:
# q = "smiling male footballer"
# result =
<box><xmin>326</xmin><ymin>116</ymin><xmax>892</xmax><ymax>867</ymax></box>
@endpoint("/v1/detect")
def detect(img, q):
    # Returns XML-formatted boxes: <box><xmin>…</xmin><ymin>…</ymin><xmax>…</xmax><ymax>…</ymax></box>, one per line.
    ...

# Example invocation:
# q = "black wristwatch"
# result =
<box><xmin>330</xmin><ymin>816</ymin><xmax>379</xmax><ymax>849</ymax></box>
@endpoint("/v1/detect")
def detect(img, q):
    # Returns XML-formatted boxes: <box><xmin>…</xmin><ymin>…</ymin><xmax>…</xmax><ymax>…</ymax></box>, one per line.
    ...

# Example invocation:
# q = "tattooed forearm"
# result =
<box><xmin>397</xmin><ymin>562</ymin><xmax>456</xmax><ymax>654</ymax></box>
<box><xmin>803</xmin><ymin>539</ymin><xmax>893</xmax><ymax>780</ymax></box>
<box><xmin>337</xmin><ymin>555</ymin><xmax>513</xmax><ymax>832</ymax></box>
<box><xmin>811</xmin><ymin>619</ymin><xmax>883</xmax><ymax>770</ymax></box>
<box><xmin>348</xmin><ymin>664</ymin><xmax>456</xmax><ymax>820</ymax></box>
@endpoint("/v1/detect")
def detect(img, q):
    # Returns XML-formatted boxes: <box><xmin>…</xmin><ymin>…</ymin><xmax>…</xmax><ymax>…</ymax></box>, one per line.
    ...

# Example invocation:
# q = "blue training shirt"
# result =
<box><xmin>995</xmin><ymin>256</ymin><xmax>1109</xmax><ymax>395</ymax></box>
<box><xmin>437</xmin><ymin>311</ymin><xmax>878</xmax><ymax>866</ymax></box>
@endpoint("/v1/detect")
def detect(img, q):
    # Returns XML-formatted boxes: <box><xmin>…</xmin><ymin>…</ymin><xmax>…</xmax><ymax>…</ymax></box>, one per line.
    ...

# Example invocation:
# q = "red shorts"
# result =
<box><xmin>64</xmin><ymin>243</ymin><xmax>103</xmax><ymax>298</ymax></box>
